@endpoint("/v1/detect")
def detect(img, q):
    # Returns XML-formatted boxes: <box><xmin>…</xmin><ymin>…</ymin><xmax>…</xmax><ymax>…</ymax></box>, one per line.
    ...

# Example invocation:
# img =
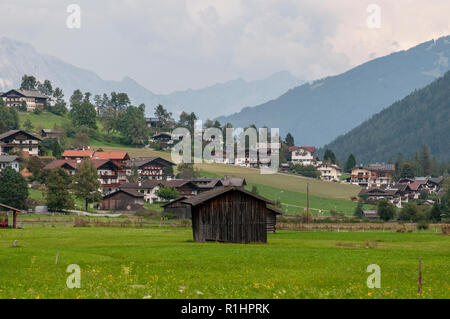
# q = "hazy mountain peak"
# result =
<box><xmin>0</xmin><ymin>37</ymin><xmax>301</xmax><ymax>119</ymax></box>
<box><xmin>217</xmin><ymin>35</ymin><xmax>450</xmax><ymax>146</ymax></box>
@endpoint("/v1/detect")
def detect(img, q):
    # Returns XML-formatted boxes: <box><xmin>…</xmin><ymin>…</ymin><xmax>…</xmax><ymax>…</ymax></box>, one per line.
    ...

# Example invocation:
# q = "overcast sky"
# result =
<box><xmin>1</xmin><ymin>0</ymin><xmax>449</xmax><ymax>93</ymax></box>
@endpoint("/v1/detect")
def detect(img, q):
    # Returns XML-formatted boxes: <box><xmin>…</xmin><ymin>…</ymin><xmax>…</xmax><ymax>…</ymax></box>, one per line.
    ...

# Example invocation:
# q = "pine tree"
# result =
<box><xmin>419</xmin><ymin>145</ymin><xmax>432</xmax><ymax>176</ymax></box>
<box><xmin>285</xmin><ymin>133</ymin><xmax>295</xmax><ymax>147</ymax></box>
<box><xmin>344</xmin><ymin>154</ymin><xmax>356</xmax><ymax>173</ymax></box>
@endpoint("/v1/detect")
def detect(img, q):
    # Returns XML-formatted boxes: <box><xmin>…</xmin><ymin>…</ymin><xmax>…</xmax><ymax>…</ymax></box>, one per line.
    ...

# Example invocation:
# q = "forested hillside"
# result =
<box><xmin>320</xmin><ymin>71</ymin><xmax>450</xmax><ymax>164</ymax></box>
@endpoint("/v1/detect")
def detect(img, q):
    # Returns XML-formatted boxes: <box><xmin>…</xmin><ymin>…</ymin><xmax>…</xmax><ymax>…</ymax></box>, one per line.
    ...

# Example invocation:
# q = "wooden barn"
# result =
<box><xmin>98</xmin><ymin>189</ymin><xmax>144</xmax><ymax>211</ymax></box>
<box><xmin>161</xmin><ymin>197</ymin><xmax>190</xmax><ymax>219</ymax></box>
<box><xmin>179</xmin><ymin>186</ymin><xmax>274</xmax><ymax>244</ymax></box>
<box><xmin>266</xmin><ymin>206</ymin><xmax>282</xmax><ymax>233</ymax></box>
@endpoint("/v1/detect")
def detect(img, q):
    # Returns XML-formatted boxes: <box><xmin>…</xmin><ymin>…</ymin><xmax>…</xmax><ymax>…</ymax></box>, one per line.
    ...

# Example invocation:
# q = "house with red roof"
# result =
<box><xmin>62</xmin><ymin>149</ymin><xmax>95</xmax><ymax>162</ymax></box>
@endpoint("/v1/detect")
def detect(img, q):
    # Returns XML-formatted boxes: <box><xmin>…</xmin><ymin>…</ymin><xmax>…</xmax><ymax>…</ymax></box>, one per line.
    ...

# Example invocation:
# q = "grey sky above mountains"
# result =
<box><xmin>0</xmin><ymin>0</ymin><xmax>449</xmax><ymax>93</ymax></box>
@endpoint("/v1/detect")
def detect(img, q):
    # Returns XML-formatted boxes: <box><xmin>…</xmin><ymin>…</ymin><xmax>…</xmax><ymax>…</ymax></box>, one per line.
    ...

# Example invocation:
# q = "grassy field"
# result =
<box><xmin>0</xmin><ymin>227</ymin><xmax>448</xmax><ymax>299</ymax></box>
<box><xmin>18</xmin><ymin>111</ymin><xmax>69</xmax><ymax>129</ymax></box>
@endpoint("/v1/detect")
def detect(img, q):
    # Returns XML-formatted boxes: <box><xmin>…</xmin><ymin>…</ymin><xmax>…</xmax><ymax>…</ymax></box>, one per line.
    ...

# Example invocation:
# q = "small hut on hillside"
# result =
<box><xmin>179</xmin><ymin>186</ymin><xmax>274</xmax><ymax>243</ymax></box>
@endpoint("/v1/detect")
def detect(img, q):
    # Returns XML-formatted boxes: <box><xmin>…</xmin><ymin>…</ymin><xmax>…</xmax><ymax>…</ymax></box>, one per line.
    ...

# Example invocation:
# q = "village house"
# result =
<box><xmin>350</xmin><ymin>165</ymin><xmax>371</xmax><ymax>186</ymax></box>
<box><xmin>120</xmin><ymin>180</ymin><xmax>164</xmax><ymax>203</ymax></box>
<box><xmin>317</xmin><ymin>163</ymin><xmax>342</xmax><ymax>181</ymax></box>
<box><xmin>43</xmin><ymin>159</ymin><xmax>78</xmax><ymax>175</ymax></box>
<box><xmin>151</xmin><ymin>132</ymin><xmax>174</xmax><ymax>149</ymax></box>
<box><xmin>145</xmin><ymin>117</ymin><xmax>160</xmax><ymax>128</ymax></box>
<box><xmin>351</xmin><ymin>163</ymin><xmax>395</xmax><ymax>187</ymax></box>
<box><xmin>125</xmin><ymin>157</ymin><xmax>175</xmax><ymax>180</ymax></box>
<box><xmin>367</xmin><ymin>163</ymin><xmax>395</xmax><ymax>187</ymax></box>
<box><xmin>93</xmin><ymin>159</ymin><xmax>123</xmax><ymax>195</ymax></box>
<box><xmin>359</xmin><ymin>187</ymin><xmax>403</xmax><ymax>207</ymax></box>
<box><xmin>98</xmin><ymin>189</ymin><xmax>144</xmax><ymax>212</ymax></box>
<box><xmin>289</xmin><ymin>146</ymin><xmax>319</xmax><ymax>166</ymax></box>
<box><xmin>0</xmin><ymin>130</ymin><xmax>41</xmax><ymax>156</ymax></box>
<box><xmin>0</xmin><ymin>155</ymin><xmax>20</xmax><ymax>173</ymax></box>
<box><xmin>1</xmin><ymin>89</ymin><xmax>49</xmax><ymax>112</ymax></box>
<box><xmin>41</xmin><ymin>128</ymin><xmax>64</xmax><ymax>142</ymax></box>
<box><xmin>62</xmin><ymin>149</ymin><xmax>95</xmax><ymax>162</ymax></box>
<box><xmin>92</xmin><ymin>152</ymin><xmax>130</xmax><ymax>185</ymax></box>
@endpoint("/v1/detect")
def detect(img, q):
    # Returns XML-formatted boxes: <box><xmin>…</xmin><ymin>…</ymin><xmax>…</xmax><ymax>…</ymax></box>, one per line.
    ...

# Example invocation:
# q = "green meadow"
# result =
<box><xmin>0</xmin><ymin>227</ymin><xmax>448</xmax><ymax>299</ymax></box>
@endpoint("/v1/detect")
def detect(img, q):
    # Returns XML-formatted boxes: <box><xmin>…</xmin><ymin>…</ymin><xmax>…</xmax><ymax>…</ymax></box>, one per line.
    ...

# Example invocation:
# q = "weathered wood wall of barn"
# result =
<box><xmin>192</xmin><ymin>191</ymin><xmax>267</xmax><ymax>243</ymax></box>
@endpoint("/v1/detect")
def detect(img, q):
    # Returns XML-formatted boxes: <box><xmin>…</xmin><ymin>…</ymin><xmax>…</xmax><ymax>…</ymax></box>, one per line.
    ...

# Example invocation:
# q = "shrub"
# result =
<box><xmin>134</xmin><ymin>209</ymin><xmax>160</xmax><ymax>218</ymax></box>
<box><xmin>417</xmin><ymin>221</ymin><xmax>429</xmax><ymax>230</ymax></box>
<box><xmin>377</xmin><ymin>200</ymin><xmax>396</xmax><ymax>221</ymax></box>
<box><xmin>74</xmin><ymin>218</ymin><xmax>90</xmax><ymax>227</ymax></box>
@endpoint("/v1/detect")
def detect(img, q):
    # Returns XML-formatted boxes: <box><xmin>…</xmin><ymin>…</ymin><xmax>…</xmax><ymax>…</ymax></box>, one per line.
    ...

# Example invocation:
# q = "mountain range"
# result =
<box><xmin>216</xmin><ymin>35</ymin><xmax>450</xmax><ymax>147</ymax></box>
<box><xmin>0</xmin><ymin>37</ymin><xmax>302</xmax><ymax>120</ymax></box>
<box><xmin>319</xmin><ymin>70</ymin><xmax>450</xmax><ymax>163</ymax></box>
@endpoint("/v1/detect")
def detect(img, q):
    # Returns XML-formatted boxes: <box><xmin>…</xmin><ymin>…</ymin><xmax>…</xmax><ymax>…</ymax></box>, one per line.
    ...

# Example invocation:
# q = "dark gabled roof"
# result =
<box><xmin>162</xmin><ymin>179</ymin><xmax>200</xmax><ymax>189</ymax></box>
<box><xmin>126</xmin><ymin>157</ymin><xmax>174</xmax><ymax>168</ymax></box>
<box><xmin>153</xmin><ymin>132</ymin><xmax>172</xmax><ymax>139</ymax></box>
<box><xmin>359</xmin><ymin>188</ymin><xmax>400</xmax><ymax>197</ymax></box>
<box><xmin>1</xmin><ymin>89</ymin><xmax>49</xmax><ymax>99</ymax></box>
<box><xmin>161</xmin><ymin>196</ymin><xmax>188</xmax><ymax>208</ymax></box>
<box><xmin>120</xmin><ymin>180</ymin><xmax>164</xmax><ymax>190</ymax></box>
<box><xmin>0</xmin><ymin>129</ymin><xmax>42</xmax><ymax>141</ymax></box>
<box><xmin>220</xmin><ymin>177</ymin><xmax>247</xmax><ymax>187</ymax></box>
<box><xmin>266</xmin><ymin>205</ymin><xmax>283</xmax><ymax>215</ymax></box>
<box><xmin>181</xmin><ymin>186</ymin><xmax>274</xmax><ymax>207</ymax></box>
<box><xmin>428</xmin><ymin>177</ymin><xmax>444</xmax><ymax>185</ymax></box>
<box><xmin>103</xmin><ymin>188</ymin><xmax>144</xmax><ymax>199</ymax></box>
<box><xmin>92</xmin><ymin>159</ymin><xmax>120</xmax><ymax>169</ymax></box>
<box><xmin>43</xmin><ymin>159</ymin><xmax>77</xmax><ymax>170</ymax></box>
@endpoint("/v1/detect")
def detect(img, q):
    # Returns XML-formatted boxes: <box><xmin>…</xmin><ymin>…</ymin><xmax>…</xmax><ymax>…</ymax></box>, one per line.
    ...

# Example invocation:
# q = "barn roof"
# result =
<box><xmin>181</xmin><ymin>186</ymin><xmax>274</xmax><ymax>207</ymax></box>
<box><xmin>161</xmin><ymin>196</ymin><xmax>188</xmax><ymax>207</ymax></box>
<box><xmin>103</xmin><ymin>189</ymin><xmax>144</xmax><ymax>199</ymax></box>
<box><xmin>266</xmin><ymin>206</ymin><xmax>283</xmax><ymax>215</ymax></box>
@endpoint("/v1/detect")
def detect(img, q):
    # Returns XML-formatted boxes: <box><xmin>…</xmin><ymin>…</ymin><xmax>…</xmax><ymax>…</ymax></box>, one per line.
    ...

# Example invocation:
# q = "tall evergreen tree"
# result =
<box><xmin>285</xmin><ymin>133</ymin><xmax>295</xmax><ymax>147</ymax></box>
<box><xmin>344</xmin><ymin>154</ymin><xmax>356</xmax><ymax>173</ymax></box>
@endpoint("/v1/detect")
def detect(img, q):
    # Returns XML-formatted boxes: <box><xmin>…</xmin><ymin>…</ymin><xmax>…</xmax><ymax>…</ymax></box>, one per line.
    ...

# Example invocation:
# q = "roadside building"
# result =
<box><xmin>125</xmin><ymin>157</ymin><xmax>175</xmax><ymax>180</ymax></box>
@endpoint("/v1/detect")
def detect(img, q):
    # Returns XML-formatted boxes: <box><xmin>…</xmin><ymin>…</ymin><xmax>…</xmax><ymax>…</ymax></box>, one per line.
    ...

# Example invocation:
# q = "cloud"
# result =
<box><xmin>0</xmin><ymin>0</ymin><xmax>449</xmax><ymax>92</ymax></box>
